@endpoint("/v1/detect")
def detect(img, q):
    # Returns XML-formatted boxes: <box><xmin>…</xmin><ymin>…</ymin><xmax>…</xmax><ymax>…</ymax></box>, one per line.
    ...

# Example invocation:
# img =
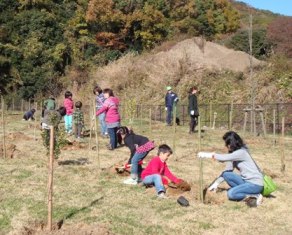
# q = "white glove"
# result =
<box><xmin>208</xmin><ymin>177</ymin><xmax>225</xmax><ymax>191</ymax></box>
<box><xmin>198</xmin><ymin>152</ymin><xmax>214</xmax><ymax>158</ymax></box>
<box><xmin>190</xmin><ymin>110</ymin><xmax>194</xmax><ymax>115</ymax></box>
<box><xmin>165</xmin><ymin>107</ymin><xmax>168</xmax><ymax>111</ymax></box>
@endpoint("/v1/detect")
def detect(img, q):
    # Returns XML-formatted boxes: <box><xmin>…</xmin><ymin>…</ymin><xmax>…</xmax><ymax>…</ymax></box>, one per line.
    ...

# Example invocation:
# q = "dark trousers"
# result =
<box><xmin>189</xmin><ymin>115</ymin><xmax>198</xmax><ymax>132</ymax></box>
<box><xmin>108</xmin><ymin>127</ymin><xmax>118</xmax><ymax>149</ymax></box>
<box><xmin>74</xmin><ymin>124</ymin><xmax>83</xmax><ymax>138</ymax></box>
<box><xmin>166</xmin><ymin>106</ymin><xmax>173</xmax><ymax>125</ymax></box>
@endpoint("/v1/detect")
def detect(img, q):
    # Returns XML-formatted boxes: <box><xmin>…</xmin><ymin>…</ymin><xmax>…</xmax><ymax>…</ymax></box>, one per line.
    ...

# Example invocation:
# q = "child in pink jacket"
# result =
<box><xmin>141</xmin><ymin>144</ymin><xmax>181</xmax><ymax>198</ymax></box>
<box><xmin>63</xmin><ymin>91</ymin><xmax>74</xmax><ymax>134</ymax></box>
<box><xmin>96</xmin><ymin>88</ymin><xmax>120</xmax><ymax>150</ymax></box>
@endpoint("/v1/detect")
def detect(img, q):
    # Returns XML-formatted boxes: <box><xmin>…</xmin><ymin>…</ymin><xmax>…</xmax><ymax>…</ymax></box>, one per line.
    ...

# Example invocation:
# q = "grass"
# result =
<box><xmin>0</xmin><ymin>113</ymin><xmax>292</xmax><ymax>234</ymax></box>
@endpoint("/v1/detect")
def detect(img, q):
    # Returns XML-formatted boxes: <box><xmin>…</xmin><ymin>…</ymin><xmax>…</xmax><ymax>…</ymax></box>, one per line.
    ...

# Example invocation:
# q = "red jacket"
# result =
<box><xmin>64</xmin><ymin>98</ymin><xmax>73</xmax><ymax>115</ymax></box>
<box><xmin>141</xmin><ymin>156</ymin><xmax>180</xmax><ymax>184</ymax></box>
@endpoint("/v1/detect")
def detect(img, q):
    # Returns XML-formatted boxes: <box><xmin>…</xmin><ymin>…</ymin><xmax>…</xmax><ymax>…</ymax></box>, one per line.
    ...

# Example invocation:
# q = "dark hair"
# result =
<box><xmin>93</xmin><ymin>85</ymin><xmax>102</xmax><ymax>95</ymax></box>
<box><xmin>116</xmin><ymin>126</ymin><xmax>131</xmax><ymax>135</ymax></box>
<box><xmin>31</xmin><ymin>108</ymin><xmax>36</xmax><ymax>113</ymax></box>
<box><xmin>65</xmin><ymin>91</ymin><xmax>72</xmax><ymax>98</ymax></box>
<box><xmin>222</xmin><ymin>131</ymin><xmax>245</xmax><ymax>153</ymax></box>
<box><xmin>158</xmin><ymin>144</ymin><xmax>173</xmax><ymax>155</ymax></box>
<box><xmin>57</xmin><ymin>107</ymin><xmax>67</xmax><ymax>117</ymax></box>
<box><xmin>189</xmin><ymin>86</ymin><xmax>198</xmax><ymax>94</ymax></box>
<box><xmin>75</xmin><ymin>101</ymin><xmax>82</xmax><ymax>109</ymax></box>
<box><xmin>103</xmin><ymin>88</ymin><xmax>114</xmax><ymax>97</ymax></box>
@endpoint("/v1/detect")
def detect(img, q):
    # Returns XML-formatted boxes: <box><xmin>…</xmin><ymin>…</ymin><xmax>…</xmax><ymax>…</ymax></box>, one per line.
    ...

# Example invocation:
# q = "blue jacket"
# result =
<box><xmin>165</xmin><ymin>92</ymin><xmax>179</xmax><ymax>107</ymax></box>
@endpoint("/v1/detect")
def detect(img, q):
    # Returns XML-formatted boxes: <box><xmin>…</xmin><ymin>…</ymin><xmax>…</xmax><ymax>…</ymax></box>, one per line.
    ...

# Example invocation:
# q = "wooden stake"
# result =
<box><xmin>259</xmin><ymin>111</ymin><xmax>266</xmax><ymax>137</ymax></box>
<box><xmin>198</xmin><ymin>116</ymin><xmax>204</xmax><ymax>203</ymax></box>
<box><xmin>89</xmin><ymin>101</ymin><xmax>93</xmax><ymax>150</ymax></box>
<box><xmin>280</xmin><ymin>117</ymin><xmax>285</xmax><ymax>173</ymax></box>
<box><xmin>273</xmin><ymin>109</ymin><xmax>276</xmax><ymax>146</ymax></box>
<box><xmin>48</xmin><ymin>126</ymin><xmax>54</xmax><ymax>231</ymax></box>
<box><xmin>243</xmin><ymin>111</ymin><xmax>248</xmax><ymax>134</ymax></box>
<box><xmin>172</xmin><ymin>105</ymin><xmax>177</xmax><ymax>159</ymax></box>
<box><xmin>94</xmin><ymin>100</ymin><xmax>100</xmax><ymax>169</ymax></box>
<box><xmin>149</xmin><ymin>106</ymin><xmax>152</xmax><ymax>132</ymax></box>
<box><xmin>1</xmin><ymin>95</ymin><xmax>6</xmax><ymax>158</ymax></box>
<box><xmin>34</xmin><ymin>102</ymin><xmax>38</xmax><ymax>140</ymax></box>
<box><xmin>212</xmin><ymin>112</ymin><xmax>217</xmax><ymax>129</ymax></box>
<box><xmin>229</xmin><ymin>101</ymin><xmax>233</xmax><ymax>130</ymax></box>
<box><xmin>209</xmin><ymin>102</ymin><xmax>212</xmax><ymax>128</ymax></box>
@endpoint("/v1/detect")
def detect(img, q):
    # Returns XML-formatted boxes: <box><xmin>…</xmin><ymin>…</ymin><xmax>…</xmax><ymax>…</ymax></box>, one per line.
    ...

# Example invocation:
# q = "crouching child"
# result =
<box><xmin>141</xmin><ymin>144</ymin><xmax>181</xmax><ymax>198</ymax></box>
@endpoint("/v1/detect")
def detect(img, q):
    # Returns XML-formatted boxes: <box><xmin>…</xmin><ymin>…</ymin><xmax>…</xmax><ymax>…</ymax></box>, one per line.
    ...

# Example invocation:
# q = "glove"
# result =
<box><xmin>190</xmin><ymin>110</ymin><xmax>195</xmax><ymax>115</ymax></box>
<box><xmin>165</xmin><ymin>107</ymin><xmax>167</xmax><ymax>111</ymax></box>
<box><xmin>208</xmin><ymin>177</ymin><xmax>225</xmax><ymax>191</ymax></box>
<box><xmin>198</xmin><ymin>152</ymin><xmax>214</xmax><ymax>158</ymax></box>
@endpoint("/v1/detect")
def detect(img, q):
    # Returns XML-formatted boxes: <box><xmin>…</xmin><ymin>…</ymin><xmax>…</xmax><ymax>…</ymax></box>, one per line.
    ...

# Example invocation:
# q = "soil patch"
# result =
<box><xmin>8</xmin><ymin>132</ymin><xmax>33</xmax><ymax>141</ymax></box>
<box><xmin>0</xmin><ymin>143</ymin><xmax>20</xmax><ymax>158</ymax></box>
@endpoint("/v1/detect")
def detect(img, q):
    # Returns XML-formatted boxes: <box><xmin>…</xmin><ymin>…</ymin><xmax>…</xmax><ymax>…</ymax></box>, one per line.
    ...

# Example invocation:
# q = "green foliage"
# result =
<box><xmin>226</xmin><ymin>28</ymin><xmax>272</xmax><ymax>59</ymax></box>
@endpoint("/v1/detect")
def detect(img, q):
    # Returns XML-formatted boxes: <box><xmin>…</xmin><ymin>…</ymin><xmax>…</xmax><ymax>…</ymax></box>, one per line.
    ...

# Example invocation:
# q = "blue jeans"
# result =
<box><xmin>130</xmin><ymin>152</ymin><xmax>148</xmax><ymax>178</ymax></box>
<box><xmin>108</xmin><ymin>127</ymin><xmax>118</xmax><ymax>149</ymax></box>
<box><xmin>166</xmin><ymin>106</ymin><xmax>173</xmax><ymax>125</ymax></box>
<box><xmin>98</xmin><ymin>112</ymin><xmax>107</xmax><ymax>135</ymax></box>
<box><xmin>222</xmin><ymin>172</ymin><xmax>264</xmax><ymax>201</ymax></box>
<box><xmin>143</xmin><ymin>174</ymin><xmax>165</xmax><ymax>194</ymax></box>
<box><xmin>64</xmin><ymin>115</ymin><xmax>72</xmax><ymax>133</ymax></box>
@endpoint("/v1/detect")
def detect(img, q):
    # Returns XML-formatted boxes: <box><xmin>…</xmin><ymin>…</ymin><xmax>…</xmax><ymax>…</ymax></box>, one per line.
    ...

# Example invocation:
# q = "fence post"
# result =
<box><xmin>48</xmin><ymin>126</ymin><xmax>54</xmax><ymax>231</ymax></box>
<box><xmin>280</xmin><ymin>117</ymin><xmax>285</xmax><ymax>173</ymax></box>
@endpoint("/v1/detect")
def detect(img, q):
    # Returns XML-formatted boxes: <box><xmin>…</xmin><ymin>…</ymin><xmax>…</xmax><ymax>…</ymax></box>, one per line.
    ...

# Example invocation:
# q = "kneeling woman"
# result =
<box><xmin>199</xmin><ymin>131</ymin><xmax>263</xmax><ymax>205</ymax></box>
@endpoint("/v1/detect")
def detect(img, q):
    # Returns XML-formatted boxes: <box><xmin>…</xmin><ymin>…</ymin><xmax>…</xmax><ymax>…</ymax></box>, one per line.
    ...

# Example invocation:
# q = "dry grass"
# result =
<box><xmin>0</xmin><ymin>112</ymin><xmax>292</xmax><ymax>235</ymax></box>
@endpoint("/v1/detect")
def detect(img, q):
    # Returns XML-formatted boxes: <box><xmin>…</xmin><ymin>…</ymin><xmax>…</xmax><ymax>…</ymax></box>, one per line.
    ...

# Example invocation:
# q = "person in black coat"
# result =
<box><xmin>23</xmin><ymin>108</ymin><xmax>36</xmax><ymax>121</ymax></box>
<box><xmin>117</xmin><ymin>126</ymin><xmax>155</xmax><ymax>185</ymax></box>
<box><xmin>188</xmin><ymin>86</ymin><xmax>199</xmax><ymax>134</ymax></box>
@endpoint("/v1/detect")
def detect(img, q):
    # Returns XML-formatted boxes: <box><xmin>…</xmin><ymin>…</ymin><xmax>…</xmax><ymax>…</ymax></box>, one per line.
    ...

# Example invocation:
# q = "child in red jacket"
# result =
<box><xmin>141</xmin><ymin>144</ymin><xmax>181</xmax><ymax>198</ymax></box>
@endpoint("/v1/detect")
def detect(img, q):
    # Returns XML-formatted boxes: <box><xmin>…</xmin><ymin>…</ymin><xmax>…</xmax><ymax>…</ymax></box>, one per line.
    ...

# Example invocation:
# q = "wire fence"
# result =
<box><xmin>2</xmin><ymin>97</ymin><xmax>292</xmax><ymax>135</ymax></box>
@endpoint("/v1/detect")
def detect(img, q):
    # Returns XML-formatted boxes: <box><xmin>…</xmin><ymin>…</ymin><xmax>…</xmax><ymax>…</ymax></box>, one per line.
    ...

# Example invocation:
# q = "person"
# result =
<box><xmin>96</xmin><ymin>88</ymin><xmax>120</xmax><ymax>150</ymax></box>
<box><xmin>141</xmin><ymin>144</ymin><xmax>182</xmax><ymax>198</ymax></box>
<box><xmin>198</xmin><ymin>131</ymin><xmax>264</xmax><ymax>207</ymax></box>
<box><xmin>42</xmin><ymin>107</ymin><xmax>67</xmax><ymax>130</ymax></box>
<box><xmin>63</xmin><ymin>91</ymin><xmax>74</xmax><ymax>134</ymax></box>
<box><xmin>73</xmin><ymin>101</ymin><xmax>84</xmax><ymax>139</ymax></box>
<box><xmin>23</xmin><ymin>108</ymin><xmax>36</xmax><ymax>121</ymax></box>
<box><xmin>165</xmin><ymin>86</ymin><xmax>179</xmax><ymax>126</ymax></box>
<box><xmin>117</xmin><ymin>126</ymin><xmax>155</xmax><ymax>185</ymax></box>
<box><xmin>188</xmin><ymin>86</ymin><xmax>199</xmax><ymax>134</ymax></box>
<box><xmin>93</xmin><ymin>85</ymin><xmax>108</xmax><ymax>137</ymax></box>
<box><xmin>44</xmin><ymin>95</ymin><xmax>56</xmax><ymax>111</ymax></box>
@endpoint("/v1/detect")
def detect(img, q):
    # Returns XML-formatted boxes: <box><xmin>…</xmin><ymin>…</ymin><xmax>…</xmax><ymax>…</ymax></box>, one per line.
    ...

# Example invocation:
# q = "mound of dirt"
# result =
<box><xmin>0</xmin><ymin>143</ymin><xmax>18</xmax><ymax>158</ymax></box>
<box><xmin>8</xmin><ymin>132</ymin><xmax>33</xmax><ymax>141</ymax></box>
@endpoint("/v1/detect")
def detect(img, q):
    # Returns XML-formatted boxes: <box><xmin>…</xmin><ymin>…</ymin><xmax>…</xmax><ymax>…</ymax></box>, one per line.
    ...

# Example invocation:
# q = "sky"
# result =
<box><xmin>235</xmin><ymin>0</ymin><xmax>292</xmax><ymax>16</ymax></box>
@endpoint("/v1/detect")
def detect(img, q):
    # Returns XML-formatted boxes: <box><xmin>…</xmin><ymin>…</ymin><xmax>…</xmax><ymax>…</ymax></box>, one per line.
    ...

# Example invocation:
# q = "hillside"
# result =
<box><xmin>86</xmin><ymin>37</ymin><xmax>267</xmax><ymax>104</ymax></box>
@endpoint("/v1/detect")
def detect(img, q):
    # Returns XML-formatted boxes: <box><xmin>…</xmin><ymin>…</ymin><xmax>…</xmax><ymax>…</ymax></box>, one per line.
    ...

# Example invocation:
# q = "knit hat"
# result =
<box><xmin>166</xmin><ymin>86</ymin><xmax>172</xmax><ymax>91</ymax></box>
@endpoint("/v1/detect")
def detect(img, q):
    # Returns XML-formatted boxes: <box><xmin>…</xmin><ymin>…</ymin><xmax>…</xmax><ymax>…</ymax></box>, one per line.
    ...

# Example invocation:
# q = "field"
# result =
<box><xmin>0</xmin><ymin>112</ymin><xmax>292</xmax><ymax>235</ymax></box>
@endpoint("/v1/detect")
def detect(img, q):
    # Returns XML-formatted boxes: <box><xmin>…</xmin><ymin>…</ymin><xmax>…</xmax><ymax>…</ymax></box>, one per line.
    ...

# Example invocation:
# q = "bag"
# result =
<box><xmin>177</xmin><ymin>196</ymin><xmax>190</xmax><ymax>207</ymax></box>
<box><xmin>262</xmin><ymin>175</ymin><xmax>277</xmax><ymax>196</ymax></box>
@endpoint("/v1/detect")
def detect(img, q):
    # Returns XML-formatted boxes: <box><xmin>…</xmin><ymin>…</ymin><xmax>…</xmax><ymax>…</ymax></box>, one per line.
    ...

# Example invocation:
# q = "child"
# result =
<box><xmin>96</xmin><ymin>88</ymin><xmax>120</xmax><ymax>150</ymax></box>
<box><xmin>93</xmin><ymin>85</ymin><xmax>108</xmax><ymax>137</ymax></box>
<box><xmin>141</xmin><ymin>144</ymin><xmax>181</xmax><ymax>198</ymax></box>
<box><xmin>198</xmin><ymin>131</ymin><xmax>264</xmax><ymax>207</ymax></box>
<box><xmin>23</xmin><ymin>108</ymin><xmax>36</xmax><ymax>121</ymax></box>
<box><xmin>73</xmin><ymin>101</ymin><xmax>84</xmax><ymax>139</ymax></box>
<box><xmin>117</xmin><ymin>126</ymin><xmax>155</xmax><ymax>185</ymax></box>
<box><xmin>63</xmin><ymin>91</ymin><xmax>74</xmax><ymax>134</ymax></box>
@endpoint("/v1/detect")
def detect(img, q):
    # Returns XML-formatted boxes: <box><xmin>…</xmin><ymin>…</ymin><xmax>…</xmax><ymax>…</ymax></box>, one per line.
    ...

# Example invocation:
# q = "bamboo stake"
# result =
<box><xmin>273</xmin><ymin>109</ymin><xmax>276</xmax><ymax>146</ymax></box>
<box><xmin>34</xmin><ymin>102</ymin><xmax>38</xmax><ymax>140</ymax></box>
<box><xmin>149</xmin><ymin>106</ymin><xmax>152</xmax><ymax>132</ymax></box>
<box><xmin>47</xmin><ymin>126</ymin><xmax>54</xmax><ymax>231</ymax></box>
<box><xmin>172</xmin><ymin>105</ymin><xmax>177</xmax><ymax>160</ymax></box>
<box><xmin>280</xmin><ymin>117</ymin><xmax>285</xmax><ymax>173</ymax></box>
<box><xmin>89</xmin><ymin>101</ymin><xmax>93</xmax><ymax>150</ymax></box>
<box><xmin>209</xmin><ymin>102</ymin><xmax>212</xmax><ymax>128</ymax></box>
<box><xmin>198</xmin><ymin>116</ymin><xmax>204</xmax><ymax>203</ymax></box>
<box><xmin>1</xmin><ymin>95</ymin><xmax>6</xmax><ymax>158</ymax></box>
<box><xmin>212</xmin><ymin>112</ymin><xmax>217</xmax><ymax>129</ymax></box>
<box><xmin>229</xmin><ymin>101</ymin><xmax>233</xmax><ymax>130</ymax></box>
<box><xmin>94</xmin><ymin>100</ymin><xmax>100</xmax><ymax>169</ymax></box>
<box><xmin>243</xmin><ymin>111</ymin><xmax>248</xmax><ymax>134</ymax></box>
<box><xmin>259</xmin><ymin>111</ymin><xmax>266</xmax><ymax>137</ymax></box>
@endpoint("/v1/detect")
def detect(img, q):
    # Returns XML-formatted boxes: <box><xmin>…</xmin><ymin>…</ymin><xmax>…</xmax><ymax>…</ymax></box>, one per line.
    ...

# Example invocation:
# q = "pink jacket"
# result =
<box><xmin>141</xmin><ymin>156</ymin><xmax>180</xmax><ymax>184</ymax></box>
<box><xmin>64</xmin><ymin>98</ymin><xmax>74</xmax><ymax>115</ymax></box>
<box><xmin>96</xmin><ymin>96</ymin><xmax>120</xmax><ymax>124</ymax></box>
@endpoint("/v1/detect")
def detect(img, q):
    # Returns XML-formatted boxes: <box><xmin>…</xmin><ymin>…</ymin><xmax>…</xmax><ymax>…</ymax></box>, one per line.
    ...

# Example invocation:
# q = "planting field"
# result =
<box><xmin>0</xmin><ymin>112</ymin><xmax>292</xmax><ymax>235</ymax></box>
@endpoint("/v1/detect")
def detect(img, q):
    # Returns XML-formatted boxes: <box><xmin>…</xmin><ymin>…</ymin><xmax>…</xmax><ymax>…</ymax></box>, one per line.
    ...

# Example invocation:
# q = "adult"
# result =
<box><xmin>165</xmin><ymin>86</ymin><xmax>179</xmax><ymax>126</ymax></box>
<box><xmin>93</xmin><ymin>85</ymin><xmax>108</xmax><ymax>137</ymax></box>
<box><xmin>188</xmin><ymin>86</ymin><xmax>199</xmax><ymax>134</ymax></box>
<box><xmin>96</xmin><ymin>88</ymin><xmax>120</xmax><ymax>150</ymax></box>
<box><xmin>198</xmin><ymin>131</ymin><xmax>264</xmax><ymax>207</ymax></box>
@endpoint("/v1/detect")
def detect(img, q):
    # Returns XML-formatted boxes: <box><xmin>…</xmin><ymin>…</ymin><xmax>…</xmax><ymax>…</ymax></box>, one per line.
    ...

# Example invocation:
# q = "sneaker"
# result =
<box><xmin>123</xmin><ymin>178</ymin><xmax>138</xmax><ymax>185</ymax></box>
<box><xmin>244</xmin><ymin>194</ymin><xmax>263</xmax><ymax>207</ymax></box>
<box><xmin>157</xmin><ymin>192</ymin><xmax>168</xmax><ymax>199</ymax></box>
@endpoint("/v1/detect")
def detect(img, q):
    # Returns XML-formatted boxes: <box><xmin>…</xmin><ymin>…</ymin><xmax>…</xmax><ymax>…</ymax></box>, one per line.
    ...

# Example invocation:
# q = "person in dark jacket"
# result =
<box><xmin>165</xmin><ymin>86</ymin><xmax>179</xmax><ymax>126</ymax></box>
<box><xmin>188</xmin><ymin>86</ymin><xmax>199</xmax><ymax>134</ymax></box>
<box><xmin>23</xmin><ymin>108</ymin><xmax>36</xmax><ymax>121</ymax></box>
<box><xmin>117</xmin><ymin>126</ymin><xmax>155</xmax><ymax>185</ymax></box>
